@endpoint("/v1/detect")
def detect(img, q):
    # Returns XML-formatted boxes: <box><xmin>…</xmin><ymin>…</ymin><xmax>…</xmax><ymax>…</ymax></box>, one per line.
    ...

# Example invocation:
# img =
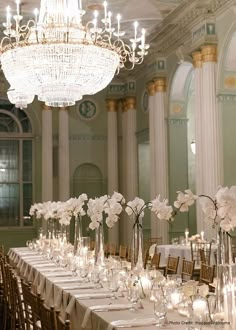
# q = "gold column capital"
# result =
<box><xmin>106</xmin><ymin>99</ymin><xmax>118</xmax><ymax>112</ymax></box>
<box><xmin>147</xmin><ymin>81</ymin><xmax>156</xmax><ymax>96</ymax></box>
<box><xmin>201</xmin><ymin>45</ymin><xmax>217</xmax><ymax>63</ymax></box>
<box><xmin>154</xmin><ymin>77</ymin><xmax>167</xmax><ymax>92</ymax></box>
<box><xmin>41</xmin><ymin>103</ymin><xmax>51</xmax><ymax>111</ymax></box>
<box><xmin>125</xmin><ymin>97</ymin><xmax>136</xmax><ymax>110</ymax></box>
<box><xmin>192</xmin><ymin>51</ymin><xmax>202</xmax><ymax>68</ymax></box>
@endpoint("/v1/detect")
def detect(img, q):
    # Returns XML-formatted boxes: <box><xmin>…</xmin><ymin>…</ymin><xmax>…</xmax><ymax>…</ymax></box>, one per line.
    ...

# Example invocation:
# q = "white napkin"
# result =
<box><xmin>43</xmin><ymin>271</ymin><xmax>72</xmax><ymax>277</ymax></box>
<box><xmin>74</xmin><ymin>292</ymin><xmax>114</xmax><ymax>300</ymax></box>
<box><xmin>81</xmin><ymin>304</ymin><xmax>133</xmax><ymax>329</ymax></box>
<box><xmin>107</xmin><ymin>318</ymin><xmax>158</xmax><ymax>330</ymax></box>
<box><xmin>52</xmin><ymin>277</ymin><xmax>82</xmax><ymax>284</ymax></box>
<box><xmin>61</xmin><ymin>283</ymin><xmax>96</xmax><ymax>290</ymax></box>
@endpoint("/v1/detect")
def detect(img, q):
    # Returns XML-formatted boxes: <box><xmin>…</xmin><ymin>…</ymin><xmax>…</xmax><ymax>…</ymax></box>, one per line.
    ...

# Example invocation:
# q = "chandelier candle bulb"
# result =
<box><xmin>117</xmin><ymin>14</ymin><xmax>121</xmax><ymax>35</ymax></box>
<box><xmin>103</xmin><ymin>1</ymin><xmax>107</xmax><ymax>20</ymax></box>
<box><xmin>6</xmin><ymin>6</ymin><xmax>11</xmax><ymax>27</ymax></box>
<box><xmin>34</xmin><ymin>8</ymin><xmax>38</xmax><ymax>25</ymax></box>
<box><xmin>16</xmin><ymin>0</ymin><xmax>20</xmax><ymax>15</ymax></box>
<box><xmin>141</xmin><ymin>28</ymin><xmax>145</xmax><ymax>48</ymax></box>
<box><xmin>200</xmin><ymin>231</ymin><xmax>204</xmax><ymax>241</ymax></box>
<box><xmin>134</xmin><ymin>21</ymin><xmax>138</xmax><ymax>41</ymax></box>
<box><xmin>108</xmin><ymin>11</ymin><xmax>112</xmax><ymax>31</ymax></box>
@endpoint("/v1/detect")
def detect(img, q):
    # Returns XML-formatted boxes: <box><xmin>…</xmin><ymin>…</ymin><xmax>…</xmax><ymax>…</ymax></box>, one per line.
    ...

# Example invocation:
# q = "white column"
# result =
<box><xmin>42</xmin><ymin>104</ymin><xmax>53</xmax><ymax>202</ymax></box>
<box><xmin>120</xmin><ymin>100</ymin><xmax>128</xmax><ymax>246</ymax></box>
<box><xmin>150</xmin><ymin>78</ymin><xmax>169</xmax><ymax>243</ymax></box>
<box><xmin>192</xmin><ymin>52</ymin><xmax>205</xmax><ymax>233</ymax></box>
<box><xmin>106</xmin><ymin>99</ymin><xmax>119</xmax><ymax>246</ymax></box>
<box><xmin>125</xmin><ymin>97</ymin><xmax>138</xmax><ymax>247</ymax></box>
<box><xmin>201</xmin><ymin>45</ymin><xmax>222</xmax><ymax>240</ymax></box>
<box><xmin>58</xmin><ymin>107</ymin><xmax>70</xmax><ymax>201</ymax></box>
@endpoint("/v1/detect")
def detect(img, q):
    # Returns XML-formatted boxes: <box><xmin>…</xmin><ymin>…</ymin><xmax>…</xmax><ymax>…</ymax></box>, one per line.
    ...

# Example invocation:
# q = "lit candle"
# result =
<box><xmin>117</xmin><ymin>14</ymin><xmax>121</xmax><ymax>35</ymax></box>
<box><xmin>192</xmin><ymin>298</ymin><xmax>207</xmax><ymax>317</ymax></box>
<box><xmin>134</xmin><ymin>21</ymin><xmax>138</xmax><ymax>40</ymax></box>
<box><xmin>170</xmin><ymin>292</ymin><xmax>181</xmax><ymax>308</ymax></box>
<box><xmin>103</xmin><ymin>1</ymin><xmax>107</xmax><ymax>20</ymax></box>
<box><xmin>141</xmin><ymin>28</ymin><xmax>145</xmax><ymax>48</ymax></box>
<box><xmin>185</xmin><ymin>228</ymin><xmax>189</xmax><ymax>244</ymax></box>
<box><xmin>200</xmin><ymin>231</ymin><xmax>204</xmax><ymax>241</ymax></box>
<box><xmin>16</xmin><ymin>0</ymin><xmax>20</xmax><ymax>16</ymax></box>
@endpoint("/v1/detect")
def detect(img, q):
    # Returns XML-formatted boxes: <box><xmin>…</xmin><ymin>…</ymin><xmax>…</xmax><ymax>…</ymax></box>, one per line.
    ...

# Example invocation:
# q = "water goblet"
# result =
<box><xmin>129</xmin><ymin>285</ymin><xmax>140</xmax><ymax>311</ymax></box>
<box><xmin>154</xmin><ymin>298</ymin><xmax>167</xmax><ymax>327</ymax></box>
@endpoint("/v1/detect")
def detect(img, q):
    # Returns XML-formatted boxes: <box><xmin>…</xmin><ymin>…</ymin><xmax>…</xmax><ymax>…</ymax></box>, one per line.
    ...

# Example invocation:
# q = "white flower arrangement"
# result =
<box><xmin>29</xmin><ymin>194</ymin><xmax>88</xmax><ymax>226</ymax></box>
<box><xmin>174</xmin><ymin>186</ymin><xmax>236</xmax><ymax>232</ymax></box>
<box><xmin>125</xmin><ymin>195</ymin><xmax>173</xmax><ymax>224</ymax></box>
<box><xmin>87</xmin><ymin>192</ymin><xmax>125</xmax><ymax>230</ymax></box>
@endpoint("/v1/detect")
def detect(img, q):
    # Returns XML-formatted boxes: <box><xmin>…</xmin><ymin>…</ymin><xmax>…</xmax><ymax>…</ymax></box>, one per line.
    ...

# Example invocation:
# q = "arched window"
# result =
<box><xmin>0</xmin><ymin>107</ymin><xmax>33</xmax><ymax>227</ymax></box>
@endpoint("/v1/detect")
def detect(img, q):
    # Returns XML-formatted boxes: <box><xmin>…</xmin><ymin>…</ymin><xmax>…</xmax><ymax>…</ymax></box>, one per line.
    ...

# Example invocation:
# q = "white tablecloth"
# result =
<box><xmin>8</xmin><ymin>247</ymin><xmax>217</xmax><ymax>330</ymax></box>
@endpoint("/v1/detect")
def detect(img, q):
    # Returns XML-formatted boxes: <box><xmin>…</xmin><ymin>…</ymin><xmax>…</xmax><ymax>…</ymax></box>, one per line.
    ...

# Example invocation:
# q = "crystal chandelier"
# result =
<box><xmin>0</xmin><ymin>0</ymin><xmax>150</xmax><ymax>108</ymax></box>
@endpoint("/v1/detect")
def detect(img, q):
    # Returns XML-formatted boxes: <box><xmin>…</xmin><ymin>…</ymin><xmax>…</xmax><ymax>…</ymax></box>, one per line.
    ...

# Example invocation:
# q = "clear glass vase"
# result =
<box><xmin>74</xmin><ymin>216</ymin><xmax>83</xmax><ymax>255</ymax></box>
<box><xmin>215</xmin><ymin>229</ymin><xmax>236</xmax><ymax>329</ymax></box>
<box><xmin>95</xmin><ymin>221</ymin><xmax>105</xmax><ymax>268</ymax></box>
<box><xmin>131</xmin><ymin>217</ymin><xmax>144</xmax><ymax>271</ymax></box>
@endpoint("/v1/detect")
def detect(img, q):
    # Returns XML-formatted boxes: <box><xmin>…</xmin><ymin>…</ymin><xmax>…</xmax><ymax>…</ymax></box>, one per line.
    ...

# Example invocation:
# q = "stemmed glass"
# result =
<box><xmin>154</xmin><ymin>297</ymin><xmax>167</xmax><ymax>327</ymax></box>
<box><xmin>129</xmin><ymin>284</ymin><xmax>140</xmax><ymax>311</ymax></box>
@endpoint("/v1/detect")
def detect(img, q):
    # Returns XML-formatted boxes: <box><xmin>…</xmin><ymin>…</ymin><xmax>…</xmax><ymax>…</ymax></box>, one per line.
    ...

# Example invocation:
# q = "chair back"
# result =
<box><xmin>39</xmin><ymin>297</ymin><xmax>56</xmax><ymax>330</ymax></box>
<box><xmin>144</xmin><ymin>237</ymin><xmax>162</xmax><ymax>252</ymax></box>
<box><xmin>21</xmin><ymin>279</ymin><xmax>41</xmax><ymax>330</ymax></box>
<box><xmin>119</xmin><ymin>245</ymin><xmax>127</xmax><ymax>259</ymax></box>
<box><xmin>109</xmin><ymin>243</ymin><xmax>116</xmax><ymax>256</ymax></box>
<box><xmin>150</xmin><ymin>252</ymin><xmax>161</xmax><ymax>269</ymax></box>
<box><xmin>181</xmin><ymin>258</ymin><xmax>195</xmax><ymax>282</ymax></box>
<box><xmin>200</xmin><ymin>263</ymin><xmax>215</xmax><ymax>285</ymax></box>
<box><xmin>190</xmin><ymin>241</ymin><xmax>212</xmax><ymax>266</ymax></box>
<box><xmin>166</xmin><ymin>255</ymin><xmax>179</xmax><ymax>275</ymax></box>
<box><xmin>56</xmin><ymin>310</ymin><xmax>71</xmax><ymax>330</ymax></box>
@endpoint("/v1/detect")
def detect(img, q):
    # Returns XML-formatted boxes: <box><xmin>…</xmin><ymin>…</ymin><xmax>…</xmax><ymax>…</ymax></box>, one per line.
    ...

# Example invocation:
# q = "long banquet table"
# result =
<box><xmin>8</xmin><ymin>247</ymin><xmax>217</xmax><ymax>330</ymax></box>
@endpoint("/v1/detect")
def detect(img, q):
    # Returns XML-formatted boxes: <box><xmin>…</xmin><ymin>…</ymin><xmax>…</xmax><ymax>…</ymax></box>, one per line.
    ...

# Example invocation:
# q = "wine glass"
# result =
<box><xmin>154</xmin><ymin>298</ymin><xmax>167</xmax><ymax>327</ymax></box>
<box><xmin>129</xmin><ymin>285</ymin><xmax>140</xmax><ymax>311</ymax></box>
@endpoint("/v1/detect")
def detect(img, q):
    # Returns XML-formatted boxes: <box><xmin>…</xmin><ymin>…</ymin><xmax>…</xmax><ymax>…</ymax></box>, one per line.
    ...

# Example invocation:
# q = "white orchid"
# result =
<box><xmin>87</xmin><ymin>192</ymin><xmax>124</xmax><ymax>230</ymax></box>
<box><xmin>125</xmin><ymin>197</ymin><xmax>146</xmax><ymax>219</ymax></box>
<box><xmin>174</xmin><ymin>190</ymin><xmax>197</xmax><ymax>212</ymax></box>
<box><xmin>151</xmin><ymin>195</ymin><xmax>173</xmax><ymax>222</ymax></box>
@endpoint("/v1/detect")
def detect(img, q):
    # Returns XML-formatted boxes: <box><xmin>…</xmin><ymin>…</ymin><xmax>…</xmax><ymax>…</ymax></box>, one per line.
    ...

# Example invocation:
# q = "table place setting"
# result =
<box><xmin>107</xmin><ymin>317</ymin><xmax>161</xmax><ymax>329</ymax></box>
<box><xmin>74</xmin><ymin>291</ymin><xmax>118</xmax><ymax>300</ymax></box>
<box><xmin>81</xmin><ymin>303</ymin><xmax>134</xmax><ymax>329</ymax></box>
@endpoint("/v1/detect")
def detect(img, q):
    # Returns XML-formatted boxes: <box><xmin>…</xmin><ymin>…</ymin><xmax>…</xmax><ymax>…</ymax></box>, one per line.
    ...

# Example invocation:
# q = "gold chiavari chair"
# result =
<box><xmin>21</xmin><ymin>280</ymin><xmax>41</xmax><ymax>330</ymax></box>
<box><xmin>119</xmin><ymin>245</ymin><xmax>127</xmax><ymax>260</ymax></box>
<box><xmin>165</xmin><ymin>255</ymin><xmax>180</xmax><ymax>276</ymax></box>
<box><xmin>150</xmin><ymin>252</ymin><xmax>161</xmax><ymax>269</ymax></box>
<box><xmin>181</xmin><ymin>258</ymin><xmax>195</xmax><ymax>282</ymax></box>
<box><xmin>109</xmin><ymin>243</ymin><xmax>116</xmax><ymax>256</ymax></box>
<box><xmin>199</xmin><ymin>263</ymin><xmax>215</xmax><ymax>285</ymax></box>
<box><xmin>55</xmin><ymin>311</ymin><xmax>71</xmax><ymax>330</ymax></box>
<box><xmin>38</xmin><ymin>297</ymin><xmax>56</xmax><ymax>330</ymax></box>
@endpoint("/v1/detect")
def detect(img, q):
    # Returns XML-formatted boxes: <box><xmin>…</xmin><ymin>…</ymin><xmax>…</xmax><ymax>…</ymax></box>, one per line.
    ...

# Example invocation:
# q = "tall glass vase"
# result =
<box><xmin>74</xmin><ymin>216</ymin><xmax>83</xmax><ymax>255</ymax></box>
<box><xmin>215</xmin><ymin>229</ymin><xmax>236</xmax><ymax>329</ymax></box>
<box><xmin>95</xmin><ymin>221</ymin><xmax>105</xmax><ymax>268</ymax></box>
<box><xmin>131</xmin><ymin>218</ymin><xmax>144</xmax><ymax>271</ymax></box>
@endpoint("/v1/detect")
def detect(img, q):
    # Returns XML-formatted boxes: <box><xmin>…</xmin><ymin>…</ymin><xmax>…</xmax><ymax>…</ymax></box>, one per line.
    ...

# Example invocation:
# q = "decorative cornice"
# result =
<box><xmin>41</xmin><ymin>104</ymin><xmax>51</xmax><ymax>111</ymax></box>
<box><xmin>217</xmin><ymin>94</ymin><xmax>236</xmax><ymax>102</ymax></box>
<box><xmin>106</xmin><ymin>99</ymin><xmax>118</xmax><ymax>112</ymax></box>
<box><xmin>201</xmin><ymin>45</ymin><xmax>217</xmax><ymax>63</ymax></box>
<box><xmin>167</xmin><ymin>118</ymin><xmax>188</xmax><ymax>125</ymax></box>
<box><xmin>147</xmin><ymin>82</ymin><xmax>155</xmax><ymax>96</ymax></box>
<box><xmin>126</xmin><ymin>97</ymin><xmax>136</xmax><ymax>110</ymax></box>
<box><xmin>154</xmin><ymin>77</ymin><xmax>167</xmax><ymax>92</ymax></box>
<box><xmin>192</xmin><ymin>51</ymin><xmax>202</xmax><ymax>68</ymax></box>
<box><xmin>53</xmin><ymin>134</ymin><xmax>107</xmax><ymax>142</ymax></box>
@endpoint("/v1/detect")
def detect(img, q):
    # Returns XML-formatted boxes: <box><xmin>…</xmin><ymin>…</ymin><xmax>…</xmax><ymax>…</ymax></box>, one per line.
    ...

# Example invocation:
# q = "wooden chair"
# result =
<box><xmin>191</xmin><ymin>242</ymin><xmax>212</xmax><ymax>266</ymax></box>
<box><xmin>127</xmin><ymin>248</ymin><xmax>132</xmax><ymax>262</ymax></box>
<box><xmin>55</xmin><ymin>311</ymin><xmax>71</xmax><ymax>330</ymax></box>
<box><xmin>143</xmin><ymin>249</ymin><xmax>150</xmax><ymax>269</ymax></box>
<box><xmin>11</xmin><ymin>269</ymin><xmax>26</xmax><ymax>330</ymax></box>
<box><xmin>165</xmin><ymin>255</ymin><xmax>180</xmax><ymax>276</ymax></box>
<box><xmin>144</xmin><ymin>237</ymin><xmax>162</xmax><ymax>252</ymax></box>
<box><xmin>199</xmin><ymin>263</ymin><xmax>215</xmax><ymax>285</ymax></box>
<box><xmin>150</xmin><ymin>252</ymin><xmax>161</xmax><ymax>269</ymax></box>
<box><xmin>38</xmin><ymin>297</ymin><xmax>56</xmax><ymax>330</ymax></box>
<box><xmin>21</xmin><ymin>279</ymin><xmax>41</xmax><ymax>330</ymax></box>
<box><xmin>109</xmin><ymin>243</ymin><xmax>116</xmax><ymax>256</ymax></box>
<box><xmin>0</xmin><ymin>257</ymin><xmax>9</xmax><ymax>330</ymax></box>
<box><xmin>104</xmin><ymin>243</ymin><xmax>109</xmax><ymax>257</ymax></box>
<box><xmin>90</xmin><ymin>241</ymin><xmax>95</xmax><ymax>251</ymax></box>
<box><xmin>181</xmin><ymin>258</ymin><xmax>195</xmax><ymax>282</ymax></box>
<box><xmin>119</xmin><ymin>245</ymin><xmax>127</xmax><ymax>259</ymax></box>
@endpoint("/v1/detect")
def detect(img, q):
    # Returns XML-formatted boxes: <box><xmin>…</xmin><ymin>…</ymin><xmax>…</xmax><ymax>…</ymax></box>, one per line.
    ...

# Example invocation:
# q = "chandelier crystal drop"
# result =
<box><xmin>0</xmin><ymin>0</ymin><xmax>150</xmax><ymax>108</ymax></box>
